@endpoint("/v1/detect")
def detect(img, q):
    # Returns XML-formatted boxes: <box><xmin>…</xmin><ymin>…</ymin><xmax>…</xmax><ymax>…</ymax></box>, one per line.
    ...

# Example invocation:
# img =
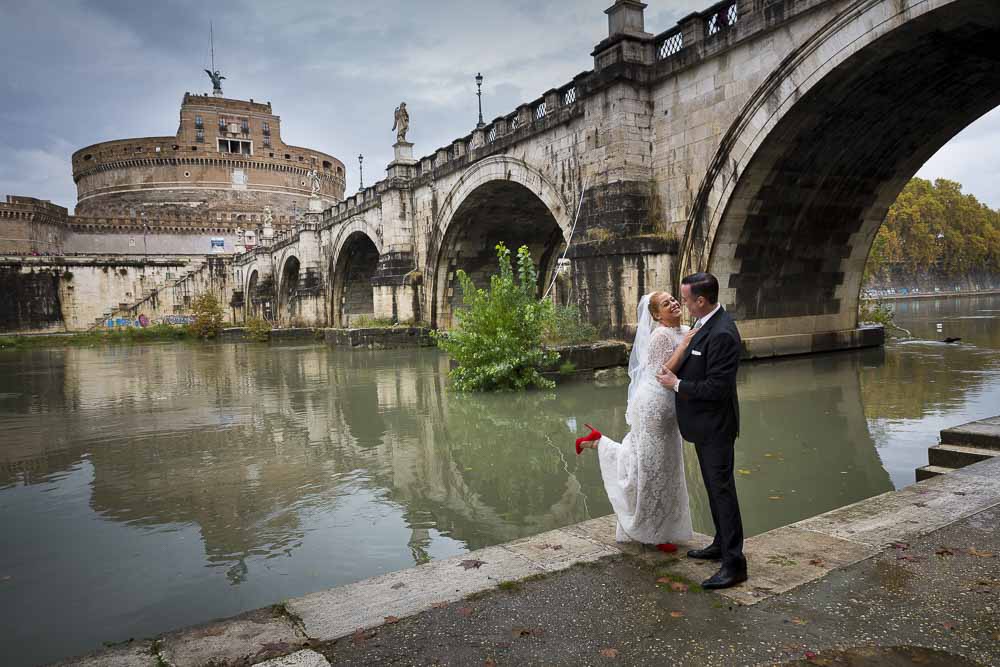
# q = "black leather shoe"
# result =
<box><xmin>701</xmin><ymin>567</ymin><xmax>748</xmax><ymax>590</ymax></box>
<box><xmin>687</xmin><ymin>545</ymin><xmax>722</xmax><ymax>560</ymax></box>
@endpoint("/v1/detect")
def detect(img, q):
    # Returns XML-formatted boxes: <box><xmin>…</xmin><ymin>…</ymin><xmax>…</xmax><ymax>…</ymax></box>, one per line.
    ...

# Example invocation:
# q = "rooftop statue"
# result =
<box><xmin>204</xmin><ymin>69</ymin><xmax>226</xmax><ymax>95</ymax></box>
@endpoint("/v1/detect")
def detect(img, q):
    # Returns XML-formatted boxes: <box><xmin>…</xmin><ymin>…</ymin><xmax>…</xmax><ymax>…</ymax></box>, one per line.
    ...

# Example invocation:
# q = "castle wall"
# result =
<box><xmin>0</xmin><ymin>255</ymin><xmax>234</xmax><ymax>333</ymax></box>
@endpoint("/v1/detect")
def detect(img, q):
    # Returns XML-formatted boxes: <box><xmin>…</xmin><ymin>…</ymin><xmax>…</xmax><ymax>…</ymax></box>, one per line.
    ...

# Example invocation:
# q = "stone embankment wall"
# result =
<box><xmin>0</xmin><ymin>255</ymin><xmax>234</xmax><ymax>333</ymax></box>
<box><xmin>865</xmin><ymin>270</ymin><xmax>999</xmax><ymax>297</ymax></box>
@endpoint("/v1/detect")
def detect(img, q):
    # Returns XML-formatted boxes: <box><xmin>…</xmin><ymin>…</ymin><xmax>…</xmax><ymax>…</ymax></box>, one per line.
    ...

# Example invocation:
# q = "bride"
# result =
<box><xmin>575</xmin><ymin>292</ymin><xmax>694</xmax><ymax>550</ymax></box>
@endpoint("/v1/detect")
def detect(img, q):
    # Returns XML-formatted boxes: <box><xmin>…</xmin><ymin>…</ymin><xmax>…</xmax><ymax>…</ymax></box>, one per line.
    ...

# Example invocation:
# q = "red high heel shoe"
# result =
<box><xmin>655</xmin><ymin>543</ymin><xmax>678</xmax><ymax>553</ymax></box>
<box><xmin>575</xmin><ymin>423</ymin><xmax>602</xmax><ymax>455</ymax></box>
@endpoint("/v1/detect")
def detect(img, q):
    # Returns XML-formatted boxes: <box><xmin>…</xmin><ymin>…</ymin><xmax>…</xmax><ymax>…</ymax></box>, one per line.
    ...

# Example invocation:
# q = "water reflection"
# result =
<box><xmin>1</xmin><ymin>295</ymin><xmax>998</xmax><ymax>666</ymax></box>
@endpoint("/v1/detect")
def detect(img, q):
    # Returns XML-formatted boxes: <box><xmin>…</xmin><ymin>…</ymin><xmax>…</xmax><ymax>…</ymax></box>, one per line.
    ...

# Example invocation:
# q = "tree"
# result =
<box><xmin>433</xmin><ymin>243</ymin><xmax>558</xmax><ymax>392</ymax></box>
<box><xmin>189</xmin><ymin>293</ymin><xmax>225</xmax><ymax>339</ymax></box>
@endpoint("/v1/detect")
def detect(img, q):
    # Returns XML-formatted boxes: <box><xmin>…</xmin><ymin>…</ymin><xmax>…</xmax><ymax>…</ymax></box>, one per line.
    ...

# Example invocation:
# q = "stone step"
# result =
<box><xmin>928</xmin><ymin>443</ymin><xmax>1000</xmax><ymax>469</ymax></box>
<box><xmin>915</xmin><ymin>465</ymin><xmax>954</xmax><ymax>481</ymax></box>
<box><xmin>940</xmin><ymin>417</ymin><xmax>1000</xmax><ymax>450</ymax></box>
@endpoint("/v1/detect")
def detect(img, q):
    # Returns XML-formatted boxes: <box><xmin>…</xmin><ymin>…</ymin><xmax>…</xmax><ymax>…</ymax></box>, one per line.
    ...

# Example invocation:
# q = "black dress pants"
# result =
<box><xmin>694</xmin><ymin>437</ymin><xmax>746</xmax><ymax>571</ymax></box>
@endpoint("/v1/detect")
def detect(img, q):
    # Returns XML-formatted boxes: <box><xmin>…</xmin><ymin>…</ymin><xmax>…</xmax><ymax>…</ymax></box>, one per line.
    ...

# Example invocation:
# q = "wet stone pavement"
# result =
<box><xmin>315</xmin><ymin>507</ymin><xmax>1000</xmax><ymax>666</ymax></box>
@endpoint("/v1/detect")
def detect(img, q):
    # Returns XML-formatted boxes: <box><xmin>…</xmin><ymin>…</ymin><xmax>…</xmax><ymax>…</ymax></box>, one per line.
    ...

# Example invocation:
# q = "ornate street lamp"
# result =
<box><xmin>358</xmin><ymin>153</ymin><xmax>364</xmax><ymax>191</ymax></box>
<box><xmin>476</xmin><ymin>72</ymin><xmax>485</xmax><ymax>128</ymax></box>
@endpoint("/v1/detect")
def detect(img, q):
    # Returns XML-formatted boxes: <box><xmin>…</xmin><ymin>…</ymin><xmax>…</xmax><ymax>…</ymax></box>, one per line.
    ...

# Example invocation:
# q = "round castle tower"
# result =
<box><xmin>71</xmin><ymin>92</ymin><xmax>345</xmax><ymax>225</ymax></box>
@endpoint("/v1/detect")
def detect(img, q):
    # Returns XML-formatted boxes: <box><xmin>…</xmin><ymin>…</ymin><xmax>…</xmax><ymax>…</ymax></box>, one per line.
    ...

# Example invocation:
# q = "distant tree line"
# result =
<box><xmin>865</xmin><ymin>177</ymin><xmax>1000</xmax><ymax>283</ymax></box>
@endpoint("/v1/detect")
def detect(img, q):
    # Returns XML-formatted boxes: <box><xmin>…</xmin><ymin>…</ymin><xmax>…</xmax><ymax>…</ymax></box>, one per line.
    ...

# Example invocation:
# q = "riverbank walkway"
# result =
<box><xmin>57</xmin><ymin>444</ymin><xmax>1000</xmax><ymax>666</ymax></box>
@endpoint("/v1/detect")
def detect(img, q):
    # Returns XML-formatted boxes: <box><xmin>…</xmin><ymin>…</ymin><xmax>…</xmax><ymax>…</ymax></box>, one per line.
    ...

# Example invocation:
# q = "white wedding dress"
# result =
<box><xmin>596</xmin><ymin>305</ymin><xmax>693</xmax><ymax>544</ymax></box>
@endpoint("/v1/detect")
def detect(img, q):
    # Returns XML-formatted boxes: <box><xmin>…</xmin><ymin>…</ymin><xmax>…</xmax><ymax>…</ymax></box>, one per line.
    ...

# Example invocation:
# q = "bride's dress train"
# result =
<box><xmin>597</xmin><ymin>325</ymin><xmax>693</xmax><ymax>544</ymax></box>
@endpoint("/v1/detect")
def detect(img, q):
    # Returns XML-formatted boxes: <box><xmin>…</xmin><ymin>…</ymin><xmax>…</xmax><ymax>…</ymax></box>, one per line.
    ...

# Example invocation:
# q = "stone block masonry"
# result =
<box><xmin>0</xmin><ymin>255</ymin><xmax>233</xmax><ymax>333</ymax></box>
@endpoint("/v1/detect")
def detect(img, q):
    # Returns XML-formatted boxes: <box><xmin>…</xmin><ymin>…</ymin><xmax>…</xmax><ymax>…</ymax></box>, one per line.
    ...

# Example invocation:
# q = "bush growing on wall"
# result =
<box><xmin>433</xmin><ymin>243</ymin><xmax>558</xmax><ymax>391</ymax></box>
<box><xmin>189</xmin><ymin>293</ymin><xmax>225</xmax><ymax>339</ymax></box>
<box><xmin>245</xmin><ymin>317</ymin><xmax>272</xmax><ymax>342</ymax></box>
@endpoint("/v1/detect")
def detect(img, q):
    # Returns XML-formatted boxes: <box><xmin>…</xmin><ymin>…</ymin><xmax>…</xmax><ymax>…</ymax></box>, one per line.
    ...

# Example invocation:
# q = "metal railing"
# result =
<box><xmin>706</xmin><ymin>0</ymin><xmax>739</xmax><ymax>37</ymax></box>
<box><xmin>562</xmin><ymin>86</ymin><xmax>577</xmax><ymax>106</ymax></box>
<box><xmin>535</xmin><ymin>102</ymin><xmax>547</xmax><ymax>120</ymax></box>
<box><xmin>656</xmin><ymin>29</ymin><xmax>684</xmax><ymax>60</ymax></box>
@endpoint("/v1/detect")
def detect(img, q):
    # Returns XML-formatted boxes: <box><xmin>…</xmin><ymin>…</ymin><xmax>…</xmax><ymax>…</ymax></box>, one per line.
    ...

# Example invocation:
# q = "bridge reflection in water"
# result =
<box><xmin>4</xmin><ymin>312</ymin><xmax>1000</xmax><ymax>665</ymax></box>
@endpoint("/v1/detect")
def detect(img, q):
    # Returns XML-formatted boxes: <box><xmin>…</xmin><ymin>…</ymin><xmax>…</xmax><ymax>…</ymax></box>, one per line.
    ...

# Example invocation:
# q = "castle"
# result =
<box><xmin>1</xmin><ymin>88</ymin><xmax>345</xmax><ymax>256</ymax></box>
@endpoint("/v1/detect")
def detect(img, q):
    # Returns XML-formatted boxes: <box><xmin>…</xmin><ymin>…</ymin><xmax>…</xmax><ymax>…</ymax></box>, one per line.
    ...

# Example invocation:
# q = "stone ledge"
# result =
<box><xmin>741</xmin><ymin>325</ymin><xmax>884</xmax><ymax>359</ymax></box>
<box><xmin>323</xmin><ymin>326</ymin><xmax>434</xmax><ymax>349</ymax></box>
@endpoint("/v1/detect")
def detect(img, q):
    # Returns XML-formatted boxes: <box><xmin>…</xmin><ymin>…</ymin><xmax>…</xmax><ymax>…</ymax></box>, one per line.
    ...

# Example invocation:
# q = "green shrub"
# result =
<box><xmin>189</xmin><ymin>293</ymin><xmax>225</xmax><ymax>339</ymax></box>
<box><xmin>543</xmin><ymin>304</ymin><xmax>599</xmax><ymax>346</ymax></box>
<box><xmin>432</xmin><ymin>243</ymin><xmax>558</xmax><ymax>392</ymax></box>
<box><xmin>245</xmin><ymin>317</ymin><xmax>272</xmax><ymax>342</ymax></box>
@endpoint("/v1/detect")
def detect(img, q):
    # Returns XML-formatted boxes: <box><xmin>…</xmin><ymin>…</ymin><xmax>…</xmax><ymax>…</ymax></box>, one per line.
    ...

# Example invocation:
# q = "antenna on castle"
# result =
<box><xmin>205</xmin><ymin>21</ymin><xmax>225</xmax><ymax>97</ymax></box>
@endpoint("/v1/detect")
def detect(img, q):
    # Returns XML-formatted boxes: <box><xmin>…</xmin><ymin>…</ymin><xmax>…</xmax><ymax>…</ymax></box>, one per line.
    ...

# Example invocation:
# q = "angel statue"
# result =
<box><xmin>392</xmin><ymin>102</ymin><xmax>409</xmax><ymax>143</ymax></box>
<box><xmin>308</xmin><ymin>169</ymin><xmax>321</xmax><ymax>197</ymax></box>
<box><xmin>205</xmin><ymin>69</ymin><xmax>226</xmax><ymax>95</ymax></box>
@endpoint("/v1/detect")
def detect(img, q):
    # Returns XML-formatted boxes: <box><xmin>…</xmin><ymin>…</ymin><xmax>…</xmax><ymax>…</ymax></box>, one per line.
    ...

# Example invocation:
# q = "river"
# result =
<box><xmin>2</xmin><ymin>294</ymin><xmax>998</xmax><ymax>666</ymax></box>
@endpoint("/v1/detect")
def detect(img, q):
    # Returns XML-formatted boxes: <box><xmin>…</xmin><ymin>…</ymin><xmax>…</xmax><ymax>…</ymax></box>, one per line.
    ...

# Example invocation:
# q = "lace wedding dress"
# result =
<box><xmin>597</xmin><ymin>311</ymin><xmax>693</xmax><ymax>544</ymax></box>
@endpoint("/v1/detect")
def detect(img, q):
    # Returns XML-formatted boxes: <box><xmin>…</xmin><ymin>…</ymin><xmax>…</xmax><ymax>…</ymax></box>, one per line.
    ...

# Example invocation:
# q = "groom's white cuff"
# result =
<box><xmin>673</xmin><ymin>380</ymin><xmax>680</xmax><ymax>393</ymax></box>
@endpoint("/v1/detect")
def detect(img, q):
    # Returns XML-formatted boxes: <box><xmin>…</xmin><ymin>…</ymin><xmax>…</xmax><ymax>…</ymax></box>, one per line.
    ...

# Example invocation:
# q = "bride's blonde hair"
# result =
<box><xmin>648</xmin><ymin>291</ymin><xmax>666</xmax><ymax>321</ymax></box>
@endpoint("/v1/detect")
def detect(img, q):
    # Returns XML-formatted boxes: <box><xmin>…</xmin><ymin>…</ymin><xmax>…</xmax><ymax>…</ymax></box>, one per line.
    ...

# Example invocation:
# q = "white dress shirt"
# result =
<box><xmin>673</xmin><ymin>303</ymin><xmax>722</xmax><ymax>392</ymax></box>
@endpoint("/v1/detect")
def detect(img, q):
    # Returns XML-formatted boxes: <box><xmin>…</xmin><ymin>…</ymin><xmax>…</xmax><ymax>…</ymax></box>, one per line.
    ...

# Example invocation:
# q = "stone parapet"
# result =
<box><xmin>323</xmin><ymin>326</ymin><xmax>433</xmax><ymax>349</ymax></box>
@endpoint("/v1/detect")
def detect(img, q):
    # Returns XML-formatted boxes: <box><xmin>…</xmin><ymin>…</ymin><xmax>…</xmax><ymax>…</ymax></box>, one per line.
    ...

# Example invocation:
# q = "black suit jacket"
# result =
<box><xmin>675</xmin><ymin>307</ymin><xmax>741</xmax><ymax>444</ymax></box>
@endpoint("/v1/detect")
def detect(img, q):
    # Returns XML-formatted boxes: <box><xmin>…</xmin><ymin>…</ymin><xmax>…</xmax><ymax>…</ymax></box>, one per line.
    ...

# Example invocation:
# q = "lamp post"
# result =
<box><xmin>476</xmin><ymin>72</ymin><xmax>484</xmax><ymax>128</ymax></box>
<box><xmin>358</xmin><ymin>153</ymin><xmax>364</xmax><ymax>191</ymax></box>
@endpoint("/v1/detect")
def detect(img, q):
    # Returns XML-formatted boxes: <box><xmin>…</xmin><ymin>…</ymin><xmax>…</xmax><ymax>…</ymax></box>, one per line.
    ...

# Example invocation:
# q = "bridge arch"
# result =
<box><xmin>245</xmin><ymin>269</ymin><xmax>260</xmax><ymax>319</ymax></box>
<box><xmin>277</xmin><ymin>254</ymin><xmax>301</xmax><ymax>325</ymax></box>
<box><xmin>328</xmin><ymin>219</ymin><xmax>384</xmax><ymax>327</ymax></box>
<box><xmin>429</xmin><ymin>156</ymin><xmax>572</xmax><ymax>328</ymax></box>
<box><xmin>683</xmin><ymin>0</ymin><xmax>1000</xmax><ymax>338</ymax></box>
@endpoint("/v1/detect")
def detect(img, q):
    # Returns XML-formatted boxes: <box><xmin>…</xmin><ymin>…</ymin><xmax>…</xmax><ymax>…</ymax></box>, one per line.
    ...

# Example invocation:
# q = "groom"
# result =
<box><xmin>656</xmin><ymin>272</ymin><xmax>747</xmax><ymax>589</ymax></box>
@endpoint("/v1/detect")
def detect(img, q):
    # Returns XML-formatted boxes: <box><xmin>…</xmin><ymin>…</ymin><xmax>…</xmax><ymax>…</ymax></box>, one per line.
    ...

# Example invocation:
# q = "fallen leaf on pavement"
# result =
<box><xmin>351</xmin><ymin>628</ymin><xmax>376</xmax><ymax>646</ymax></box>
<box><xmin>460</xmin><ymin>559</ymin><xmax>487</xmax><ymax>570</ymax></box>
<box><xmin>935</xmin><ymin>548</ymin><xmax>955</xmax><ymax>557</ymax></box>
<box><xmin>432</xmin><ymin>601</ymin><xmax>448</xmax><ymax>609</ymax></box>
<box><xmin>891</xmin><ymin>542</ymin><xmax>910</xmax><ymax>550</ymax></box>
<box><xmin>257</xmin><ymin>641</ymin><xmax>291</xmax><ymax>655</ymax></box>
<box><xmin>512</xmin><ymin>627</ymin><xmax>544</xmax><ymax>638</ymax></box>
<box><xmin>669</xmin><ymin>611</ymin><xmax>685</xmax><ymax>618</ymax></box>
<box><xmin>737</xmin><ymin>469</ymin><xmax>752</xmax><ymax>475</ymax></box>
<box><xmin>484</xmin><ymin>659</ymin><xmax>497</xmax><ymax>667</ymax></box>
<box><xmin>896</xmin><ymin>555</ymin><xmax>921</xmax><ymax>562</ymax></box>
<box><xmin>599</xmin><ymin>648</ymin><xmax>620</xmax><ymax>658</ymax></box>
<box><xmin>943</xmin><ymin>621</ymin><xmax>958</xmax><ymax>631</ymax></box>
<box><xmin>391</xmin><ymin>582</ymin><xmax>406</xmax><ymax>589</ymax></box>
<box><xmin>539</xmin><ymin>543</ymin><xmax>563</xmax><ymax>551</ymax></box>
<box><xmin>808</xmin><ymin>558</ymin><xmax>825</xmax><ymax>567</ymax></box>
<box><xmin>790</xmin><ymin>617</ymin><xmax>808</xmax><ymax>626</ymax></box>
<box><xmin>968</xmin><ymin>548</ymin><xmax>996</xmax><ymax>558</ymax></box>
<box><xmin>768</xmin><ymin>495</ymin><xmax>784</xmax><ymax>500</ymax></box>
<box><xmin>384</xmin><ymin>616</ymin><xmax>399</xmax><ymax>624</ymax></box>
<box><xmin>804</xmin><ymin>650</ymin><xmax>817</xmax><ymax>659</ymax></box>
<box><xmin>669</xmin><ymin>581</ymin><xmax>689</xmax><ymax>593</ymax></box>
<box><xmin>458</xmin><ymin>607</ymin><xmax>474</xmax><ymax>617</ymax></box>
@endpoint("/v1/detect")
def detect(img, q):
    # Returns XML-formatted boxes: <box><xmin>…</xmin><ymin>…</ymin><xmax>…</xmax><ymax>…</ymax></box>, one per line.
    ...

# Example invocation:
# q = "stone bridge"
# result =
<box><xmin>234</xmin><ymin>0</ymin><xmax>1000</xmax><ymax>352</ymax></box>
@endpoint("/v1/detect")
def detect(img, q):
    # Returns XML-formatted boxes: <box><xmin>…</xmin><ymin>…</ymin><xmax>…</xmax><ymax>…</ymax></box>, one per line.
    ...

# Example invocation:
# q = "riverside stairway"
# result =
<box><xmin>916</xmin><ymin>415</ymin><xmax>1000</xmax><ymax>480</ymax></box>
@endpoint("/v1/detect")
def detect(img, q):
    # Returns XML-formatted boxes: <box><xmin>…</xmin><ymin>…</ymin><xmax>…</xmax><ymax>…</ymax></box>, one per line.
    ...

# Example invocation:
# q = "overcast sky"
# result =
<box><xmin>1</xmin><ymin>0</ymin><xmax>997</xmax><ymax>212</ymax></box>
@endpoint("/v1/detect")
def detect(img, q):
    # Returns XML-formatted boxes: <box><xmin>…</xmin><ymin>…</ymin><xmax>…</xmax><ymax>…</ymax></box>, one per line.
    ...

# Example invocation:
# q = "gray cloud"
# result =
<box><xmin>2</xmin><ymin>0</ymin><xmax>996</xmax><ymax>211</ymax></box>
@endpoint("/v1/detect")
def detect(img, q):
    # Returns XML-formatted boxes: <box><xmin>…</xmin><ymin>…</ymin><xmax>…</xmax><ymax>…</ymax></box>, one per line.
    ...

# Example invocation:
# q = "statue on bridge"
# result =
<box><xmin>307</xmin><ymin>169</ymin><xmax>321</xmax><ymax>197</ymax></box>
<box><xmin>392</xmin><ymin>102</ymin><xmax>410</xmax><ymax>143</ymax></box>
